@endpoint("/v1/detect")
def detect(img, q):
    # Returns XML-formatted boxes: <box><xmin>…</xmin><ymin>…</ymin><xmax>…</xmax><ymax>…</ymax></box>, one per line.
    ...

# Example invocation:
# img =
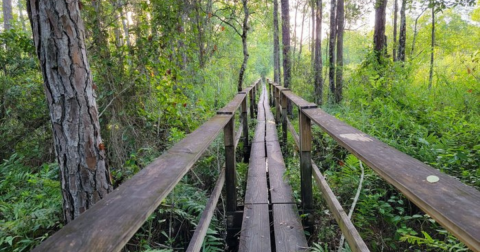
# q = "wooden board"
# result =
<box><xmin>245</xmin><ymin>175</ymin><xmax>269</xmax><ymax>204</ymax></box>
<box><xmin>303</xmin><ymin>104</ymin><xmax>480</xmax><ymax>251</ymax></box>
<box><xmin>252</xmin><ymin>121</ymin><xmax>266</xmax><ymax>143</ymax></box>
<box><xmin>217</xmin><ymin>93</ymin><xmax>246</xmax><ymax>115</ymax></box>
<box><xmin>238</xmin><ymin>204</ymin><xmax>272</xmax><ymax>252</ymax></box>
<box><xmin>266</xmin><ymin>141</ymin><xmax>295</xmax><ymax>204</ymax></box>
<box><xmin>32</xmin><ymin>115</ymin><xmax>232</xmax><ymax>252</ymax></box>
<box><xmin>272</xmin><ymin>204</ymin><xmax>308</xmax><ymax>252</ymax></box>
<box><xmin>281</xmin><ymin>90</ymin><xmax>317</xmax><ymax>109</ymax></box>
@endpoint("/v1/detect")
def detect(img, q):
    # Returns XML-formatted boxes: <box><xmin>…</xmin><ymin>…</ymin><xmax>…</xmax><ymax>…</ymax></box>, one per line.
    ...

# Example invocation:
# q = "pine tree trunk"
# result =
<box><xmin>238</xmin><ymin>0</ymin><xmax>249</xmax><ymax>91</ymax></box>
<box><xmin>335</xmin><ymin>0</ymin><xmax>344</xmax><ymax>103</ymax></box>
<box><xmin>194</xmin><ymin>0</ymin><xmax>205</xmax><ymax>68</ymax></box>
<box><xmin>393</xmin><ymin>0</ymin><xmax>398</xmax><ymax>61</ymax></box>
<box><xmin>398</xmin><ymin>0</ymin><xmax>407</xmax><ymax>62</ymax></box>
<box><xmin>281</xmin><ymin>0</ymin><xmax>292</xmax><ymax>115</ymax></box>
<box><xmin>2</xmin><ymin>0</ymin><xmax>13</xmax><ymax>30</ymax></box>
<box><xmin>298</xmin><ymin>2</ymin><xmax>307</xmax><ymax>63</ymax></box>
<box><xmin>311</xmin><ymin>0</ymin><xmax>315</xmax><ymax>65</ymax></box>
<box><xmin>429</xmin><ymin>4</ymin><xmax>435</xmax><ymax>89</ymax></box>
<box><xmin>328</xmin><ymin>0</ymin><xmax>337</xmax><ymax>101</ymax></box>
<box><xmin>273</xmin><ymin>0</ymin><xmax>281</xmax><ymax>85</ymax></box>
<box><xmin>373</xmin><ymin>0</ymin><xmax>388</xmax><ymax>60</ymax></box>
<box><xmin>314</xmin><ymin>0</ymin><xmax>323</xmax><ymax>105</ymax></box>
<box><xmin>27</xmin><ymin>0</ymin><xmax>112</xmax><ymax>224</ymax></box>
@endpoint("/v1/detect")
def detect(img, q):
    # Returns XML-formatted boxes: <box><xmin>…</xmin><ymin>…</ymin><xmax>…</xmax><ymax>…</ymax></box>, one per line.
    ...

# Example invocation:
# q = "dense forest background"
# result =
<box><xmin>1</xmin><ymin>0</ymin><xmax>479</xmax><ymax>251</ymax></box>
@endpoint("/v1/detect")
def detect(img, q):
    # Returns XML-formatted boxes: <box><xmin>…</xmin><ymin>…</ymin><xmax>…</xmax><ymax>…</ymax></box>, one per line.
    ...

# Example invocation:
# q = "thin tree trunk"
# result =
<box><xmin>311</xmin><ymin>0</ymin><xmax>316</xmax><ymax>66</ymax></box>
<box><xmin>335</xmin><ymin>0</ymin><xmax>344</xmax><ymax>103</ymax></box>
<box><xmin>411</xmin><ymin>8</ymin><xmax>427</xmax><ymax>55</ymax></box>
<box><xmin>314</xmin><ymin>0</ymin><xmax>323</xmax><ymax>105</ymax></box>
<box><xmin>429</xmin><ymin>4</ymin><xmax>435</xmax><ymax>89</ymax></box>
<box><xmin>373</xmin><ymin>0</ymin><xmax>388</xmax><ymax>61</ymax></box>
<box><xmin>293</xmin><ymin>1</ymin><xmax>299</xmax><ymax>62</ymax></box>
<box><xmin>328</xmin><ymin>0</ymin><xmax>337</xmax><ymax>101</ymax></box>
<box><xmin>273</xmin><ymin>0</ymin><xmax>281</xmax><ymax>85</ymax></box>
<box><xmin>18</xmin><ymin>1</ymin><xmax>27</xmax><ymax>32</ymax></box>
<box><xmin>238</xmin><ymin>0</ymin><xmax>249</xmax><ymax>91</ymax></box>
<box><xmin>194</xmin><ymin>0</ymin><xmax>205</xmax><ymax>68</ymax></box>
<box><xmin>298</xmin><ymin>2</ymin><xmax>307</xmax><ymax>63</ymax></box>
<box><xmin>281</xmin><ymin>0</ymin><xmax>292</xmax><ymax>115</ymax></box>
<box><xmin>27</xmin><ymin>0</ymin><xmax>112</xmax><ymax>224</ymax></box>
<box><xmin>398</xmin><ymin>0</ymin><xmax>407</xmax><ymax>61</ymax></box>
<box><xmin>393</xmin><ymin>0</ymin><xmax>398</xmax><ymax>61</ymax></box>
<box><xmin>2</xmin><ymin>0</ymin><xmax>13</xmax><ymax>30</ymax></box>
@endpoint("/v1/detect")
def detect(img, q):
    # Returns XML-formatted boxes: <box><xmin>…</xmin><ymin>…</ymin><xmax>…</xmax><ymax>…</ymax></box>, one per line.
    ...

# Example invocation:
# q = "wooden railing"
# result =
<box><xmin>267</xmin><ymin>79</ymin><xmax>480</xmax><ymax>252</ymax></box>
<box><xmin>32</xmin><ymin>80</ymin><xmax>261</xmax><ymax>252</ymax></box>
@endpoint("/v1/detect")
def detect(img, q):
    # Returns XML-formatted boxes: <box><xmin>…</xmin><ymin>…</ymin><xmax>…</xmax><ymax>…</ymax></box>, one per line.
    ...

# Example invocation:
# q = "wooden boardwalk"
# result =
<box><xmin>239</xmin><ymin>85</ymin><xmax>308</xmax><ymax>252</ymax></box>
<box><xmin>32</xmin><ymin>78</ymin><xmax>480</xmax><ymax>252</ymax></box>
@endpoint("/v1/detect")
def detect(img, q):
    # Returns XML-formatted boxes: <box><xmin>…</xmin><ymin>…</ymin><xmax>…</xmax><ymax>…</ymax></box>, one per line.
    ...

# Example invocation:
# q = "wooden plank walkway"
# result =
<box><xmin>239</xmin><ymin>84</ymin><xmax>308</xmax><ymax>252</ymax></box>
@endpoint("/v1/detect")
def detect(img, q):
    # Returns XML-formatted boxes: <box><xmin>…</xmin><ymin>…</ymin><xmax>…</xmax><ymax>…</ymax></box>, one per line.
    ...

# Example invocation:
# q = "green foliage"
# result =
<box><xmin>0</xmin><ymin>154</ymin><xmax>62</xmax><ymax>252</ymax></box>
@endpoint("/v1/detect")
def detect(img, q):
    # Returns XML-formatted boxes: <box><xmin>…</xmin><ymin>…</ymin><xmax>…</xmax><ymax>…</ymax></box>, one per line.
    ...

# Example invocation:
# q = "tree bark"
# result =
<box><xmin>398</xmin><ymin>0</ymin><xmax>407</xmax><ymax>61</ymax></box>
<box><xmin>429</xmin><ymin>3</ymin><xmax>435</xmax><ymax>89</ymax></box>
<box><xmin>281</xmin><ymin>0</ymin><xmax>292</xmax><ymax>115</ymax></box>
<box><xmin>314</xmin><ymin>0</ymin><xmax>323</xmax><ymax>105</ymax></box>
<box><xmin>27</xmin><ymin>0</ymin><xmax>112</xmax><ymax>223</ymax></box>
<box><xmin>194</xmin><ymin>0</ymin><xmax>205</xmax><ymax>68</ymax></box>
<box><xmin>411</xmin><ymin>8</ymin><xmax>427</xmax><ymax>55</ymax></box>
<box><xmin>238</xmin><ymin>0</ymin><xmax>249</xmax><ymax>91</ymax></box>
<box><xmin>373</xmin><ymin>0</ymin><xmax>388</xmax><ymax>60</ymax></box>
<box><xmin>393</xmin><ymin>0</ymin><xmax>398</xmax><ymax>61</ymax></box>
<box><xmin>2</xmin><ymin>0</ymin><xmax>13</xmax><ymax>30</ymax></box>
<box><xmin>273</xmin><ymin>0</ymin><xmax>281</xmax><ymax>85</ymax></box>
<box><xmin>298</xmin><ymin>2</ymin><xmax>307</xmax><ymax>63</ymax></box>
<box><xmin>335</xmin><ymin>0</ymin><xmax>344</xmax><ymax>103</ymax></box>
<box><xmin>311</xmin><ymin>0</ymin><xmax>315</xmax><ymax>65</ymax></box>
<box><xmin>328</xmin><ymin>0</ymin><xmax>337</xmax><ymax>101</ymax></box>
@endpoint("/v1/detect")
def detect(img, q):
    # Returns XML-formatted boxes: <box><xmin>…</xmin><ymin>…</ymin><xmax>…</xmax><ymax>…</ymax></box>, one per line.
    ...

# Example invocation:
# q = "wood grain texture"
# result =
<box><xmin>32</xmin><ymin>115</ymin><xmax>231</xmax><ymax>252</ymax></box>
<box><xmin>239</xmin><ymin>204</ymin><xmax>271</xmax><ymax>252</ymax></box>
<box><xmin>267</xmin><ymin>141</ymin><xmax>295</xmax><ymax>204</ymax></box>
<box><xmin>217</xmin><ymin>93</ymin><xmax>246</xmax><ymax>115</ymax></box>
<box><xmin>272</xmin><ymin>204</ymin><xmax>309</xmax><ymax>252</ymax></box>
<box><xmin>302</xmin><ymin>104</ymin><xmax>480</xmax><ymax>251</ymax></box>
<box><xmin>187</xmin><ymin>169</ymin><xmax>226</xmax><ymax>252</ymax></box>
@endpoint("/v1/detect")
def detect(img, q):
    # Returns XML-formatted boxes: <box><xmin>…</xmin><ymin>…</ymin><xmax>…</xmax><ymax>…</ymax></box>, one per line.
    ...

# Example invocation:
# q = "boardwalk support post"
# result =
<box><xmin>225</xmin><ymin>117</ymin><xmax>237</xmax><ymax>213</ymax></box>
<box><xmin>242</xmin><ymin>97</ymin><xmax>249</xmax><ymax>162</ymax></box>
<box><xmin>249</xmin><ymin>89</ymin><xmax>254</xmax><ymax>119</ymax></box>
<box><xmin>281</xmin><ymin>90</ymin><xmax>288</xmax><ymax>148</ymax></box>
<box><xmin>299</xmin><ymin>109</ymin><xmax>313</xmax><ymax>225</ymax></box>
<box><xmin>275</xmin><ymin>86</ymin><xmax>281</xmax><ymax>123</ymax></box>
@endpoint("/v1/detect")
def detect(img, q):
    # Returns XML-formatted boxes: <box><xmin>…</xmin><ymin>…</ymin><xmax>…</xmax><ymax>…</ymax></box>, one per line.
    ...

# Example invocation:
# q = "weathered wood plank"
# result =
<box><xmin>245</xmin><ymin>174</ymin><xmax>269</xmax><ymax>204</ymax></box>
<box><xmin>272</xmin><ymin>204</ymin><xmax>309</xmax><ymax>252</ymax></box>
<box><xmin>266</xmin><ymin>141</ymin><xmax>295</xmax><ymax>204</ymax></box>
<box><xmin>299</xmin><ymin>111</ymin><xmax>313</xmax><ymax>211</ymax></box>
<box><xmin>239</xmin><ymin>204</ymin><xmax>272</xmax><ymax>252</ymax></box>
<box><xmin>225</xmin><ymin>117</ymin><xmax>237</xmax><ymax>212</ymax></box>
<box><xmin>282</xmin><ymin>90</ymin><xmax>317</xmax><ymax>109</ymax></box>
<box><xmin>217</xmin><ymin>93</ymin><xmax>246</xmax><ymax>115</ymax></box>
<box><xmin>311</xmin><ymin>163</ymin><xmax>370</xmax><ymax>252</ymax></box>
<box><xmin>187</xmin><ymin>169</ymin><xmax>226</xmax><ymax>252</ymax></box>
<box><xmin>32</xmin><ymin>115</ymin><xmax>231</xmax><ymax>252</ymax></box>
<box><xmin>303</xmin><ymin>107</ymin><xmax>480</xmax><ymax>251</ymax></box>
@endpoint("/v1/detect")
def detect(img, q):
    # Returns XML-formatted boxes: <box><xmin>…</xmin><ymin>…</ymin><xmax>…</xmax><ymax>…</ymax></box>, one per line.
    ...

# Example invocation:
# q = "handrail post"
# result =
<box><xmin>241</xmin><ymin>97</ymin><xmax>249</xmax><ymax>162</ymax></box>
<box><xmin>281</xmin><ymin>90</ymin><xmax>288</xmax><ymax>148</ymax></box>
<box><xmin>224</xmin><ymin>117</ymin><xmax>237</xmax><ymax>212</ymax></box>
<box><xmin>299</xmin><ymin>109</ymin><xmax>313</xmax><ymax>216</ymax></box>
<box><xmin>268</xmin><ymin>80</ymin><xmax>272</xmax><ymax>106</ymax></box>
<box><xmin>253</xmin><ymin>83</ymin><xmax>257</xmax><ymax>117</ymax></box>
<box><xmin>272</xmin><ymin>83</ymin><xmax>276</xmax><ymax>107</ymax></box>
<box><xmin>249</xmin><ymin>89</ymin><xmax>254</xmax><ymax>119</ymax></box>
<box><xmin>275</xmin><ymin>87</ymin><xmax>281</xmax><ymax>123</ymax></box>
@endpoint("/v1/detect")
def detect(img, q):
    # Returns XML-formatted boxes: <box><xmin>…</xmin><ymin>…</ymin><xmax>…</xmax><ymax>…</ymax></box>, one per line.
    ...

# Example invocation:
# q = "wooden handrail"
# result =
<box><xmin>33</xmin><ymin>80</ymin><xmax>260</xmax><ymax>252</ymax></box>
<box><xmin>268</xmin><ymin>79</ymin><xmax>480</xmax><ymax>251</ymax></box>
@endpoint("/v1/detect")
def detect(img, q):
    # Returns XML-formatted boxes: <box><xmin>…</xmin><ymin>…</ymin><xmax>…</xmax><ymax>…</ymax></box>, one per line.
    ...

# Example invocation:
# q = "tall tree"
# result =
<box><xmin>335</xmin><ymin>0</ymin><xmax>344</xmax><ymax>103</ymax></box>
<box><xmin>397</xmin><ymin>0</ymin><xmax>407</xmax><ymax>61</ymax></box>
<box><xmin>273</xmin><ymin>0</ymin><xmax>281</xmax><ymax>85</ymax></box>
<box><xmin>27</xmin><ymin>0</ymin><xmax>112</xmax><ymax>223</ymax></box>
<box><xmin>393</xmin><ymin>0</ymin><xmax>398</xmax><ymax>61</ymax></box>
<box><xmin>18</xmin><ymin>1</ymin><xmax>27</xmax><ymax>32</ymax></box>
<box><xmin>281</xmin><ymin>0</ymin><xmax>292</xmax><ymax>114</ymax></box>
<box><xmin>373</xmin><ymin>0</ymin><xmax>388</xmax><ymax>60</ymax></box>
<box><xmin>311</xmin><ymin>0</ymin><xmax>315</xmax><ymax>65</ymax></box>
<box><xmin>429</xmin><ymin>0</ymin><xmax>435</xmax><ymax>89</ymax></box>
<box><xmin>314</xmin><ymin>0</ymin><xmax>323</xmax><ymax>105</ymax></box>
<box><xmin>328</xmin><ymin>0</ymin><xmax>337</xmax><ymax>101</ymax></box>
<box><xmin>2</xmin><ymin>0</ymin><xmax>13</xmax><ymax>30</ymax></box>
<box><xmin>237</xmin><ymin>0</ymin><xmax>250</xmax><ymax>91</ymax></box>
